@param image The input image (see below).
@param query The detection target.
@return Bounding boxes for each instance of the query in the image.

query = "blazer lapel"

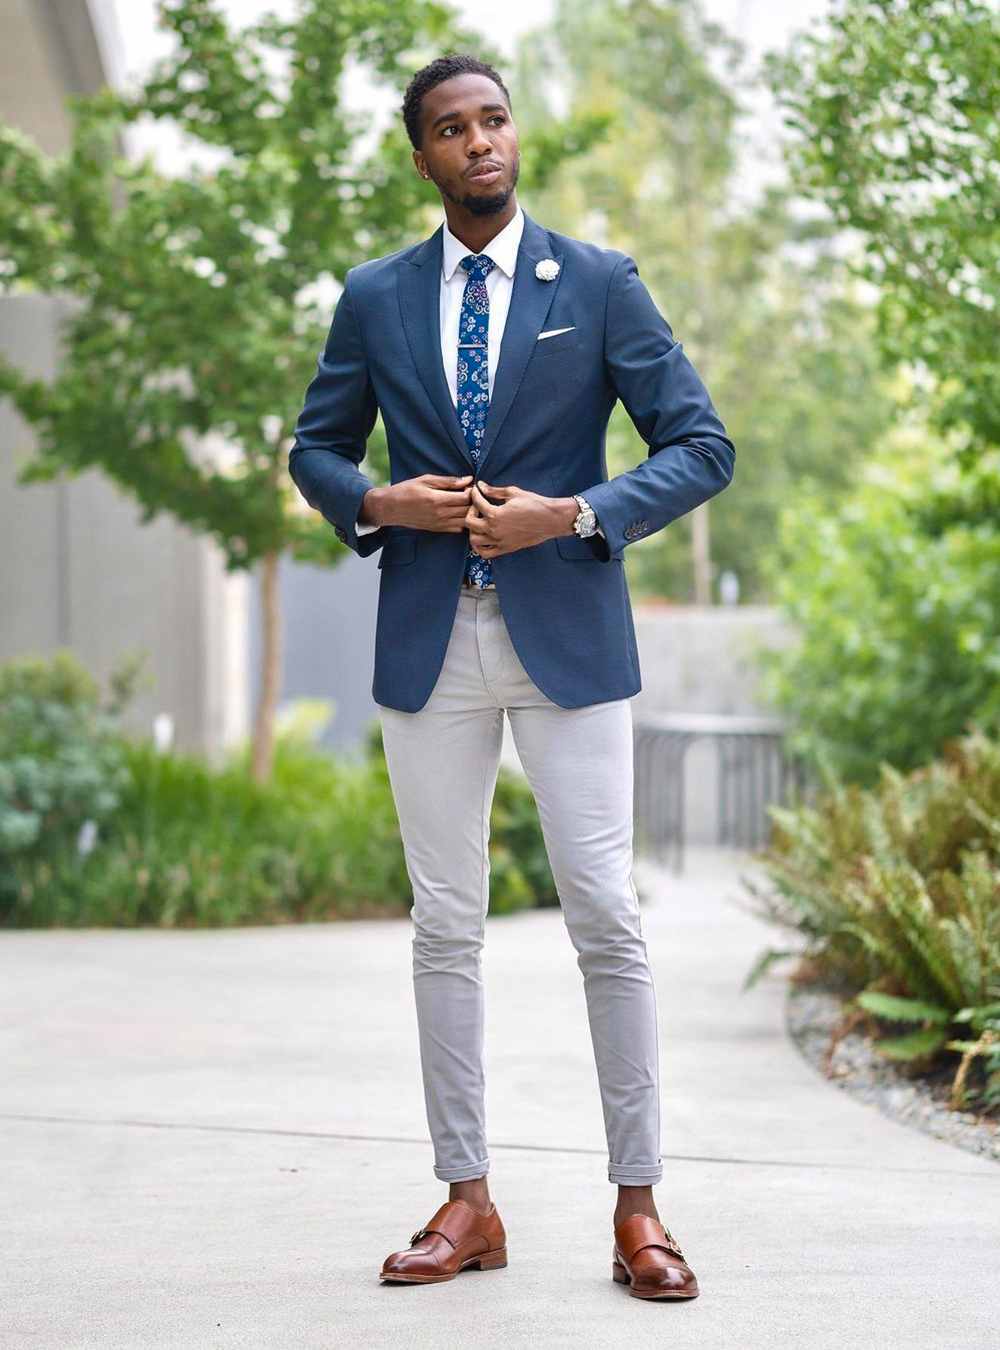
[395,209,565,476]
[397,222,472,467]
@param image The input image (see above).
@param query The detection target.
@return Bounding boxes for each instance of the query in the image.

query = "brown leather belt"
[461,574,497,590]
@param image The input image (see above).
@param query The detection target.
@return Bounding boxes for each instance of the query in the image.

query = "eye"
[442,115,506,136]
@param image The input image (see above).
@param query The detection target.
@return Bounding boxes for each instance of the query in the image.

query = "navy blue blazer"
[288,209,735,713]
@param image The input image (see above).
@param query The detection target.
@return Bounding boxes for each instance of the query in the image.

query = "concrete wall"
[0,295,249,754]
[631,603,794,718]
[251,551,380,760]
[0,0,105,152]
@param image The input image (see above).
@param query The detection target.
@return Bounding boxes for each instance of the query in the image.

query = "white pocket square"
[537,326,577,340]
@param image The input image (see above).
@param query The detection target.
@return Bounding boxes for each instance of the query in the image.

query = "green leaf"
[944,1039,994,1056]
[875,1026,950,1061]
[742,947,799,991]
[855,990,952,1024]
[954,1002,1000,1024]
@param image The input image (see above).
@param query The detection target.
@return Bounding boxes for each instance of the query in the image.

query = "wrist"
[359,485,389,527]
[550,495,580,539]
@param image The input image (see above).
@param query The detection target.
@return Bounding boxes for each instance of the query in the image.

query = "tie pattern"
[457,253,497,587]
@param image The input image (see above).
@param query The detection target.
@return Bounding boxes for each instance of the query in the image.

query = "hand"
[465,480,571,557]
[362,474,474,532]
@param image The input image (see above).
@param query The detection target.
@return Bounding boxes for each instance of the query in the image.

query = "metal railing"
[633,712,809,872]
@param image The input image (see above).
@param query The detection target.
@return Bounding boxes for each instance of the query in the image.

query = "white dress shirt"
[356,204,603,538]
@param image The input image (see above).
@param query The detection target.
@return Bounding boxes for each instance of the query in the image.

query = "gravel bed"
[786,981,1000,1165]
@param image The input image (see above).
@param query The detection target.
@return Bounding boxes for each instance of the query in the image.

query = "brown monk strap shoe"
[379,1198,508,1284]
[612,1213,699,1300]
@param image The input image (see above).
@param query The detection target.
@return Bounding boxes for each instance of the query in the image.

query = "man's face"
[415,73,521,217]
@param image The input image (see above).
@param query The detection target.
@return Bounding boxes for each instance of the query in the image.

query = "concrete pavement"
[1,847,998,1348]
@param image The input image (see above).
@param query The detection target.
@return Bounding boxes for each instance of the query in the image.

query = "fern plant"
[741,728,1000,1112]
[853,990,1000,1112]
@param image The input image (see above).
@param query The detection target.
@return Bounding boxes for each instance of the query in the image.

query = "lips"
[467,162,502,180]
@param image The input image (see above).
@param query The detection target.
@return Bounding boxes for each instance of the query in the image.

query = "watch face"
[573,496,596,536]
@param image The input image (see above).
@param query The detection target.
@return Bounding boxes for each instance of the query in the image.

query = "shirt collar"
[441,204,524,282]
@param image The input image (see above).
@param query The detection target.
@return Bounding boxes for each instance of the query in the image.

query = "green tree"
[768,0,1000,509]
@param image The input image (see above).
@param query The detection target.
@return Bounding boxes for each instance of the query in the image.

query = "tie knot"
[459,253,496,282]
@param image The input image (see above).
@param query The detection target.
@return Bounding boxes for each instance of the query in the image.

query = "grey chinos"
[378,583,664,1186]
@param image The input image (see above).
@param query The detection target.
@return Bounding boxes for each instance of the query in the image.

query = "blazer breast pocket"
[532,325,582,359]
[377,535,417,568]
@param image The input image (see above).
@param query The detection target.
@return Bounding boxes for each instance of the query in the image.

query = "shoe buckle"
[410,1227,428,1245]
[662,1229,684,1258]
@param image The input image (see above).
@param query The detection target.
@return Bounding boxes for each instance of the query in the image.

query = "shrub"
[0,651,131,901]
[742,728,1000,1113]
[0,654,558,927]
[760,432,1000,785]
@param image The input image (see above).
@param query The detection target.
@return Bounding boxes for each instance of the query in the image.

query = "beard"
[441,154,520,216]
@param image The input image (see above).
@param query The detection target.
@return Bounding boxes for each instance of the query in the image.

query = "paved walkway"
[1,847,997,1348]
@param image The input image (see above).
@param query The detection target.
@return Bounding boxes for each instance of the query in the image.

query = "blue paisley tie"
[456,252,497,587]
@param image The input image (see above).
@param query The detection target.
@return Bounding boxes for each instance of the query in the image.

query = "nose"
[467,123,494,156]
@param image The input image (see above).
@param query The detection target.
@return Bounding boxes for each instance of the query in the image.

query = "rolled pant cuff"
[433,1158,491,1181]
[608,1163,664,1184]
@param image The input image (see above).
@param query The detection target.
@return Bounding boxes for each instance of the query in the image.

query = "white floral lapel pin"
[535,258,560,281]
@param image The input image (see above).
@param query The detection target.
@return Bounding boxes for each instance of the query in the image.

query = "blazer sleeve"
[288,267,389,558]
[578,253,735,561]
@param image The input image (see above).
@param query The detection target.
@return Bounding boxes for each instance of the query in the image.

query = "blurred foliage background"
[1,0,999,990]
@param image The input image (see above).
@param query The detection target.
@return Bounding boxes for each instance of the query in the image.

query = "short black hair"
[401,54,512,152]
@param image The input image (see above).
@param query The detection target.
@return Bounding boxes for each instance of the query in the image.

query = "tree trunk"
[251,550,282,783]
[690,501,712,605]
[675,137,716,608]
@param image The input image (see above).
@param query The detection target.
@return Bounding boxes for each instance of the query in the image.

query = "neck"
[444,197,518,254]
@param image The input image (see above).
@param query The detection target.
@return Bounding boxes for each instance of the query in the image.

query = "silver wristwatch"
[572,494,598,537]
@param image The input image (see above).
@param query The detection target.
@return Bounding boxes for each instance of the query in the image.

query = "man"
[288,53,734,1300]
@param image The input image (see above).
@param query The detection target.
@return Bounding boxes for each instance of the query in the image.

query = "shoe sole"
[380,1247,508,1283]
[612,1258,699,1299]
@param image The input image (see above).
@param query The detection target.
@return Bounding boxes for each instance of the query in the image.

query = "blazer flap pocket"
[556,533,603,560]
[377,535,417,567]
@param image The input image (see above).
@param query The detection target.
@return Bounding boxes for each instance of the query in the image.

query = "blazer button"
[639,520,649,531]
